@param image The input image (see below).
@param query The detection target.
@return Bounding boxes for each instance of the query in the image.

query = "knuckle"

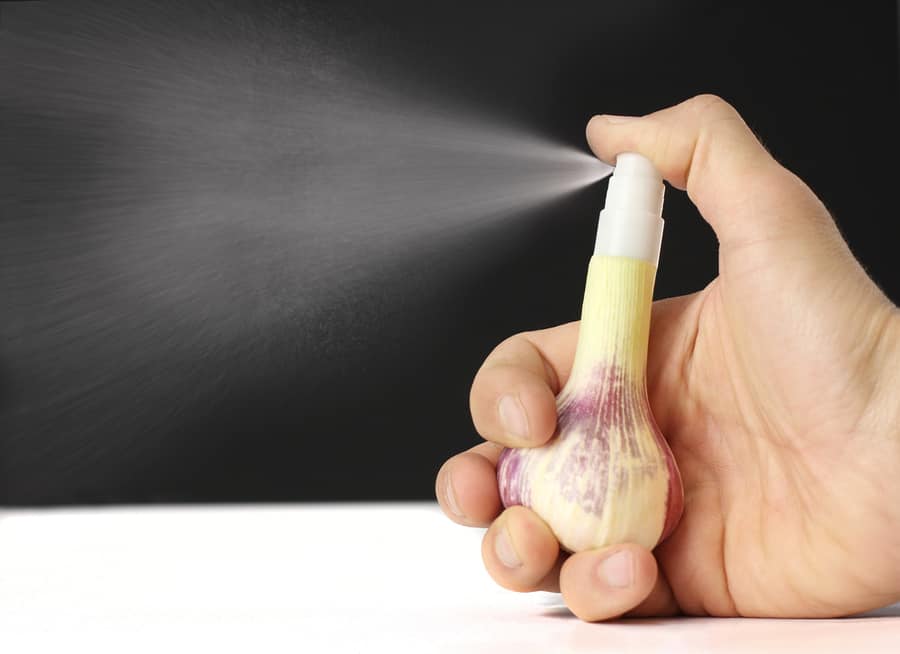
[648,121,674,164]
[685,93,737,119]
[503,504,531,524]
[468,368,486,412]
[471,338,521,402]
[491,333,528,359]
[468,379,487,419]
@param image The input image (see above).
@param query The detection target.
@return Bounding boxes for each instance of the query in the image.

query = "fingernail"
[603,114,637,124]
[494,526,522,569]
[443,470,464,520]
[499,394,529,440]
[598,550,634,588]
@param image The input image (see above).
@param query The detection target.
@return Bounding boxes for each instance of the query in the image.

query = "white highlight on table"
[0,503,897,653]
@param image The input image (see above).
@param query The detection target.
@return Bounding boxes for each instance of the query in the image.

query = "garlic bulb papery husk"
[497,255,683,552]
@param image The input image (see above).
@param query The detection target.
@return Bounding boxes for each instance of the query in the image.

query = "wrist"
[871,305,900,440]
[870,304,900,604]
[882,304,900,427]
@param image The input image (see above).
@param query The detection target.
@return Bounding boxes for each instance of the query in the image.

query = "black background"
[1,1,898,505]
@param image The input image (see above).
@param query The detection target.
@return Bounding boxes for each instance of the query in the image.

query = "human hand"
[435,95,900,620]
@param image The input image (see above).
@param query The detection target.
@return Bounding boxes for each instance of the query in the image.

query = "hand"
[435,95,900,620]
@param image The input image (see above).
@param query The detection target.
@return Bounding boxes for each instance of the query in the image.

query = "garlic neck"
[568,255,657,387]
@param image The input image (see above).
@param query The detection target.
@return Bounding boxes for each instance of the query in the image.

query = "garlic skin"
[497,255,683,552]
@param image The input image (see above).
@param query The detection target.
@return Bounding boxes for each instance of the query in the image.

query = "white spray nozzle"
[593,152,665,266]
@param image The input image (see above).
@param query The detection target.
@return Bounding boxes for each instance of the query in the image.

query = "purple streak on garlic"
[497,446,525,507]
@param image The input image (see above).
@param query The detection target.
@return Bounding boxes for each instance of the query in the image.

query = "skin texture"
[435,95,900,621]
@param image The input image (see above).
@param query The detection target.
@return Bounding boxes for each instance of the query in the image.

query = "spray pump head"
[593,152,665,266]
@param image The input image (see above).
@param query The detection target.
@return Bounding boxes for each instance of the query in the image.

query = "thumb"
[585,94,836,251]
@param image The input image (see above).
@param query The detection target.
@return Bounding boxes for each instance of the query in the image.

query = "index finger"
[585,94,802,250]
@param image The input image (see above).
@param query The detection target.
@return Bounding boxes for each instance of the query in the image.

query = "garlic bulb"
[496,153,683,553]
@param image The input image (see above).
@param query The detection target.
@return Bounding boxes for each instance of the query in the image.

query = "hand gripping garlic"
[497,153,684,553]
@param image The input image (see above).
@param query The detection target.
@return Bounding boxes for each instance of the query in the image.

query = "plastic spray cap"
[593,152,665,266]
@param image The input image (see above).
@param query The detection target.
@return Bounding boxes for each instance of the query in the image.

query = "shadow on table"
[538,600,900,621]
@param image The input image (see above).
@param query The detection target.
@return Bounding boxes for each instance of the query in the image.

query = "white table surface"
[1,502,897,653]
